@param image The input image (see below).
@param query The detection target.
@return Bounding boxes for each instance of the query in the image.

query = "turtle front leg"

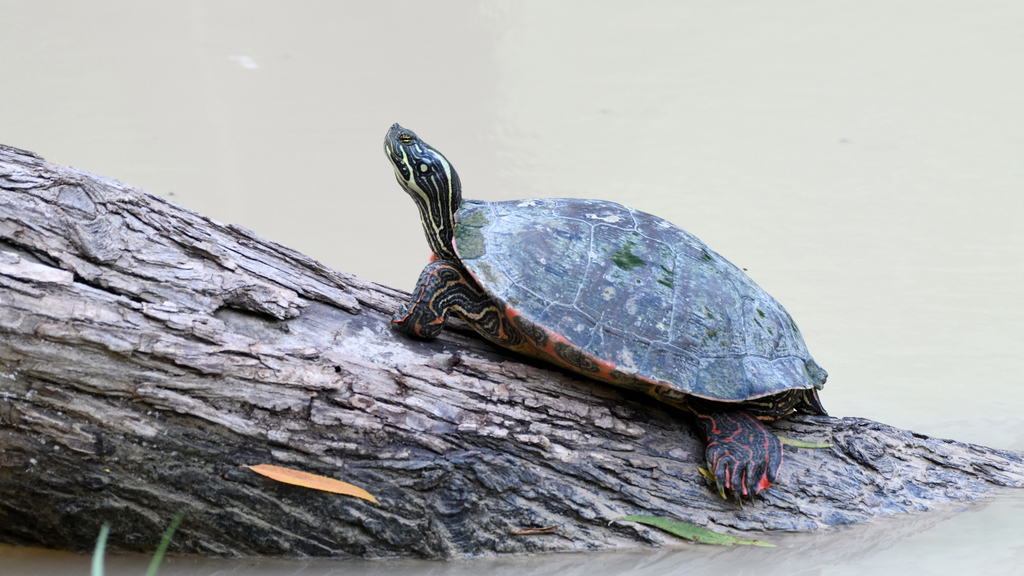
[392,261,498,340]
[694,410,783,503]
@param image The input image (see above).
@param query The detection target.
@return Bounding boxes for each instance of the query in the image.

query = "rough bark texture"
[1,143,1022,559]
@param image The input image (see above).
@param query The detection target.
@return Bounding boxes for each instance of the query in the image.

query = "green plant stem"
[144,511,186,576]
[91,523,111,576]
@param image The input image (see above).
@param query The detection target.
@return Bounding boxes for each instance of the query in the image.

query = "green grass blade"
[778,436,833,449]
[144,510,186,576]
[612,515,774,547]
[91,523,111,576]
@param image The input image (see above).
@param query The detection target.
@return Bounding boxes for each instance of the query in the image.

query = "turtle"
[383,123,827,502]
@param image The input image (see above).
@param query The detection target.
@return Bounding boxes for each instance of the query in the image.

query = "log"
[0,143,1022,559]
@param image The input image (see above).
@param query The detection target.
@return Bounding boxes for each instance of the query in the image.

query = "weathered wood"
[0,143,1022,559]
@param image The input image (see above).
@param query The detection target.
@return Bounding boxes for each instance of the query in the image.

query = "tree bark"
[1,143,1022,559]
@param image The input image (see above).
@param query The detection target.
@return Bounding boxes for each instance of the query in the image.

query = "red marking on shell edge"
[501,306,625,382]
[428,253,438,263]
[496,306,758,408]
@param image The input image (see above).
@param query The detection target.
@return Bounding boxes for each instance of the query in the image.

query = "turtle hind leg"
[693,409,783,502]
[795,388,828,416]
[392,261,498,340]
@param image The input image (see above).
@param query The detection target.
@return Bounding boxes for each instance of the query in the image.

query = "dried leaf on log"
[246,464,379,504]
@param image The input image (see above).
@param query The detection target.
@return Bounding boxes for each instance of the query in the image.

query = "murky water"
[1,1,1023,574]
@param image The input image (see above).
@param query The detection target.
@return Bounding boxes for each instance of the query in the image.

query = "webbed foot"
[696,410,783,504]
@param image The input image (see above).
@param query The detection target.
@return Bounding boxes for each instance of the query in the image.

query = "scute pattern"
[454,198,825,402]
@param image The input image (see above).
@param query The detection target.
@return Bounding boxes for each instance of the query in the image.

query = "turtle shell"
[453,198,826,402]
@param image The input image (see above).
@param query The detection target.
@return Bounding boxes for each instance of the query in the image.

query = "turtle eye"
[398,133,414,144]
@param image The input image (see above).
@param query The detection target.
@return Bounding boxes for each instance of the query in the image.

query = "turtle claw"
[697,466,715,482]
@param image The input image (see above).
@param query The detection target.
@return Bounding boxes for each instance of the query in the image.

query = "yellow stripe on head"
[384,124,463,262]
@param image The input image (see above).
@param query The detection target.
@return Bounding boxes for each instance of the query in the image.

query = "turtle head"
[385,124,462,262]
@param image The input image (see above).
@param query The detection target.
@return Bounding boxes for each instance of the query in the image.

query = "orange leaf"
[245,464,379,504]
